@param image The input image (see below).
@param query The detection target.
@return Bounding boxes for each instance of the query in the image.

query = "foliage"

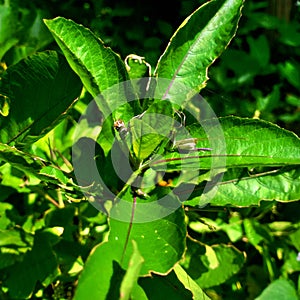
[0,0,300,299]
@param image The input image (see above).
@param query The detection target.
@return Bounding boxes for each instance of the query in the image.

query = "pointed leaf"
[44,17,134,117]
[151,116,300,171]
[173,264,211,300]
[75,192,186,298]
[155,0,244,104]
[109,192,187,275]
[120,240,144,300]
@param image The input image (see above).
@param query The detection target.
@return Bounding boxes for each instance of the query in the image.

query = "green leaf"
[0,229,33,247]
[0,5,18,60]
[154,0,244,104]
[0,94,10,117]
[243,218,266,247]
[0,143,45,173]
[44,17,133,117]
[279,61,300,91]
[255,279,298,300]
[4,230,59,299]
[120,240,144,300]
[39,166,69,185]
[129,100,174,161]
[130,119,164,161]
[173,264,211,300]
[138,270,194,299]
[109,196,187,275]
[197,166,300,207]
[0,143,72,187]
[0,202,14,228]
[290,228,300,251]
[0,51,82,144]
[75,192,186,298]
[151,116,300,171]
[247,35,270,68]
[189,116,300,168]
[189,215,243,243]
[74,242,125,300]
[181,238,245,289]
[125,54,150,79]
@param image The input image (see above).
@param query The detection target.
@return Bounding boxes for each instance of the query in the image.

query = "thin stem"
[120,195,137,265]
[149,153,269,167]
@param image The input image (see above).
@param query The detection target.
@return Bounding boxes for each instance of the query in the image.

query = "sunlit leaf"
[155,0,244,105]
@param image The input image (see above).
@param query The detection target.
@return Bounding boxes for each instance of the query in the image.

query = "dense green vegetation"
[0,0,300,299]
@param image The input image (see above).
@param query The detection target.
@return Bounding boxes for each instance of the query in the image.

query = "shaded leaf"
[0,51,82,144]
[255,279,298,300]
[181,237,245,289]
[4,231,59,299]
[173,264,211,300]
[138,270,193,300]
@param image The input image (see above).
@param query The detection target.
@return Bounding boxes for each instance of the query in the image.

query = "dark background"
[7,0,298,133]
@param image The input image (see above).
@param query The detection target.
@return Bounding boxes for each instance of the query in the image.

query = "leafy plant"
[202,0,300,130]
[0,0,300,299]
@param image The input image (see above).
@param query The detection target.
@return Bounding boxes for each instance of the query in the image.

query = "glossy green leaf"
[199,166,300,207]
[155,0,244,105]
[0,51,82,144]
[109,196,187,275]
[130,119,165,161]
[255,279,298,300]
[151,116,300,172]
[243,218,266,246]
[74,240,147,300]
[75,192,186,298]
[181,238,245,289]
[44,17,134,117]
